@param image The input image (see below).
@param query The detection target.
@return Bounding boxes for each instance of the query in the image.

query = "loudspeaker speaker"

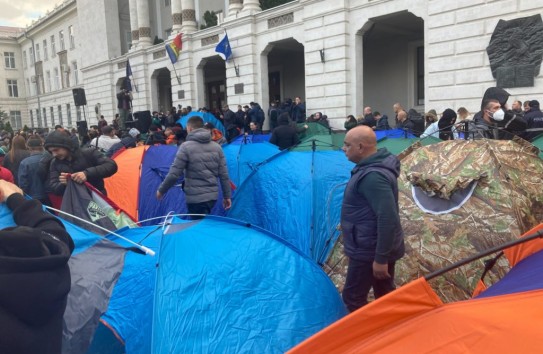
[76,120,88,137]
[72,88,87,107]
[133,110,152,133]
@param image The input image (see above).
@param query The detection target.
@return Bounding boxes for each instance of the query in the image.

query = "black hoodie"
[0,194,74,353]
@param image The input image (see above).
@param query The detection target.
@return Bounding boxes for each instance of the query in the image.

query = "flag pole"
[172,63,182,85]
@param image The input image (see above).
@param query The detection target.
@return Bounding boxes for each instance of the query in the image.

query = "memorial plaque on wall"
[178,90,185,99]
[487,14,543,88]
[234,83,244,94]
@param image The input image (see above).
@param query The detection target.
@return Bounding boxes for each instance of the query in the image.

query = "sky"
[0,0,61,28]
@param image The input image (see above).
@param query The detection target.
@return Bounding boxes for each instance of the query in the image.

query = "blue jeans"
[342,258,396,312]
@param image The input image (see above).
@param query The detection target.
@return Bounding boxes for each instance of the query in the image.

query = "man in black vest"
[341,126,405,312]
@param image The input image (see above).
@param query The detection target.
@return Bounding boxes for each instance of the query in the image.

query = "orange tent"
[289,223,543,354]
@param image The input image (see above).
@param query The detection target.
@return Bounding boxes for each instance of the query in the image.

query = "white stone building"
[5,0,543,130]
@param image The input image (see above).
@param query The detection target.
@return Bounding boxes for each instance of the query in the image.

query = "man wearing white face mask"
[478,99,504,139]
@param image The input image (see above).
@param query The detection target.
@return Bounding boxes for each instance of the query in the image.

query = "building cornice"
[18,0,77,40]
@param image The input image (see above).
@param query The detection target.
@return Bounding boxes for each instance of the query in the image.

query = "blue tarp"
[152,217,346,353]
[176,111,226,136]
[375,128,416,140]
[228,150,354,263]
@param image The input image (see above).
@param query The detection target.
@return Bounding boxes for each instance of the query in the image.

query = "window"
[35,43,40,61]
[126,31,132,50]
[10,111,22,129]
[29,110,34,127]
[59,30,65,51]
[69,25,75,49]
[4,52,15,68]
[46,71,51,92]
[26,78,30,96]
[43,108,47,127]
[50,107,55,125]
[58,105,63,126]
[36,109,42,128]
[43,40,48,61]
[29,47,34,64]
[66,103,72,126]
[416,46,425,106]
[7,80,18,97]
[72,61,79,85]
[165,0,170,6]
[54,68,60,90]
[23,50,27,68]
[51,35,56,57]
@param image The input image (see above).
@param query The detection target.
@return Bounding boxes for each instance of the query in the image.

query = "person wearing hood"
[437,108,458,140]
[471,87,526,139]
[156,116,232,219]
[0,179,74,354]
[44,130,118,202]
[523,100,543,141]
[204,122,227,145]
[341,126,405,312]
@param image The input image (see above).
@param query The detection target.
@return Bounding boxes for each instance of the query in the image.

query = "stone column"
[171,0,183,33]
[181,0,197,33]
[129,0,139,49]
[228,0,243,17]
[241,0,261,14]
[137,0,152,47]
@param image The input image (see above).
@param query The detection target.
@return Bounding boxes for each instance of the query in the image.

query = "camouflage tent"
[325,138,543,302]
[395,138,543,301]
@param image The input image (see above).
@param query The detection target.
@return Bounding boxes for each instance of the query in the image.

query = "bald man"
[341,126,405,311]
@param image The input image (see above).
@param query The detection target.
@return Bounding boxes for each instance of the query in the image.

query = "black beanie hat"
[44,131,75,151]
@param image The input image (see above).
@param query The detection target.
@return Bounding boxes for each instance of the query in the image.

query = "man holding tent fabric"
[341,125,405,312]
[156,116,232,219]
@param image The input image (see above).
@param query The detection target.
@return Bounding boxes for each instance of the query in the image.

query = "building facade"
[6,0,543,130]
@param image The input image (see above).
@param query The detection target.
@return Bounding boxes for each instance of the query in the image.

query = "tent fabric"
[0,202,128,354]
[229,134,271,144]
[395,139,543,301]
[411,181,478,215]
[152,217,346,353]
[290,230,543,354]
[105,145,147,219]
[530,134,543,159]
[223,140,280,187]
[376,135,441,155]
[228,150,353,263]
[504,223,543,267]
[177,111,226,135]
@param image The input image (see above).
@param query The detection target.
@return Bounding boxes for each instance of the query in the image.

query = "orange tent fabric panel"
[288,278,442,354]
[104,146,146,220]
[504,223,543,267]
[347,289,543,354]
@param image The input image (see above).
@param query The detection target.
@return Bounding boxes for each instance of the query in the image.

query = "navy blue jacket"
[18,152,48,201]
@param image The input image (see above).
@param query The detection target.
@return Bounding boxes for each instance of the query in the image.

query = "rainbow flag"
[166,33,183,64]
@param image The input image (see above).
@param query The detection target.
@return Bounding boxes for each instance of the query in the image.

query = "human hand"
[223,198,232,210]
[71,172,87,184]
[373,261,391,280]
[59,172,69,185]
[0,180,23,202]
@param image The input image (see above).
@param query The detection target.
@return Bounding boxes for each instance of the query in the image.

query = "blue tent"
[90,216,346,353]
[227,148,354,264]
[223,138,279,187]
[176,111,226,135]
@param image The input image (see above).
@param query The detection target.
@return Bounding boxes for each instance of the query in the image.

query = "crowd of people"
[348,89,543,143]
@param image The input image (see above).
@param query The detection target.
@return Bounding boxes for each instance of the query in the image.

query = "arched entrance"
[197,55,227,114]
[263,38,305,109]
[359,11,424,119]
[151,68,173,113]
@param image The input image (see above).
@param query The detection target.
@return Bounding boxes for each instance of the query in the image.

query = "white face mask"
[489,108,505,121]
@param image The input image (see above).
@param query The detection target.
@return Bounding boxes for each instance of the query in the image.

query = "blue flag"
[125,59,137,92]
[215,33,232,61]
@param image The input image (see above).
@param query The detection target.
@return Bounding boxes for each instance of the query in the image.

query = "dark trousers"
[342,258,396,312]
[187,200,216,220]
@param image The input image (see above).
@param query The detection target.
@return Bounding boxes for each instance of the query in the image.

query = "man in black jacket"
[44,130,118,196]
[0,179,74,354]
[269,112,300,150]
